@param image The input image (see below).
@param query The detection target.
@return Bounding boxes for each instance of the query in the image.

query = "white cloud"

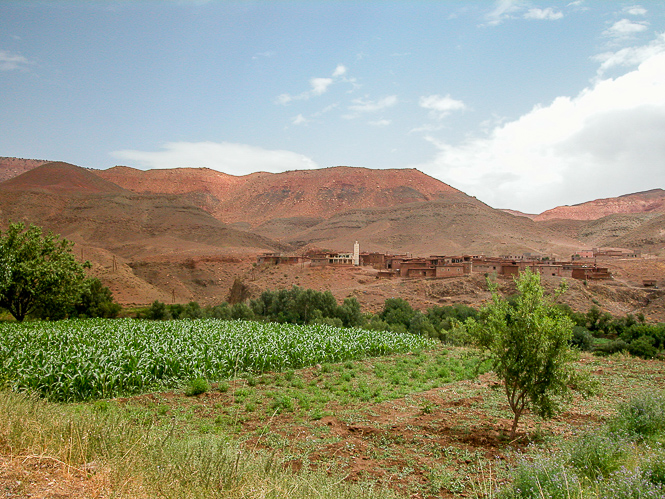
[485,0,526,26]
[332,64,347,77]
[112,141,318,176]
[593,32,665,78]
[409,123,444,134]
[419,94,466,119]
[292,114,307,125]
[348,95,398,113]
[310,77,333,96]
[410,48,665,213]
[523,8,563,20]
[276,65,350,105]
[603,19,649,38]
[624,5,647,16]
[0,49,31,71]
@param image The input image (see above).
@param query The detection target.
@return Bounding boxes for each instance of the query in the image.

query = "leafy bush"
[380,298,416,329]
[144,300,171,320]
[593,338,629,356]
[571,326,594,351]
[628,335,658,359]
[249,286,362,327]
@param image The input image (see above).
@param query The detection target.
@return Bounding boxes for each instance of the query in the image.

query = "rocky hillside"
[95,165,462,227]
[0,157,50,183]
[92,164,584,256]
[0,157,663,312]
[535,189,665,221]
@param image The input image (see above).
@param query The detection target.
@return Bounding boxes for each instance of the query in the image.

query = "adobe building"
[533,263,563,277]
[310,251,355,266]
[571,266,612,280]
[435,264,465,278]
[257,253,305,265]
[360,252,387,268]
[572,250,594,260]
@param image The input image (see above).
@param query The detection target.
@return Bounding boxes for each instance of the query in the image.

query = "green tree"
[380,298,416,329]
[465,269,590,438]
[74,278,121,318]
[34,277,121,320]
[0,223,90,321]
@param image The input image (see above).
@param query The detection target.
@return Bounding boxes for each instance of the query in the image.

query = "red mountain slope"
[0,157,50,183]
[0,162,127,195]
[535,189,665,221]
[94,166,461,226]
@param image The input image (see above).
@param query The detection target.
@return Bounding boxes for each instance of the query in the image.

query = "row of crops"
[0,318,436,402]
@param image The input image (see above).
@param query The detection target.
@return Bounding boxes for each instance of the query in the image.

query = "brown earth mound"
[0,162,127,195]
[0,157,49,183]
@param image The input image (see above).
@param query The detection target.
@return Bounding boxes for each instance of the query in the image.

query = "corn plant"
[0,318,435,402]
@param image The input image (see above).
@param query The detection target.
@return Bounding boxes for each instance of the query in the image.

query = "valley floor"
[3,348,664,498]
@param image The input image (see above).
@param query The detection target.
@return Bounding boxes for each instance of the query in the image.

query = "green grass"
[3,317,665,498]
[0,389,398,499]
[148,349,489,428]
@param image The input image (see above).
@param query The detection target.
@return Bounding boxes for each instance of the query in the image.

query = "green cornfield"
[0,318,435,402]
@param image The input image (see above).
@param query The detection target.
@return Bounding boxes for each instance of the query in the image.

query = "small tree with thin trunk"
[466,269,589,438]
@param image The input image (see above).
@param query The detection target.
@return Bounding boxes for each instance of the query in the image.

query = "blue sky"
[1,0,664,213]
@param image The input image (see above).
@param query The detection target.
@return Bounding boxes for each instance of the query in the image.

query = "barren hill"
[0,157,50,183]
[535,189,665,221]
[260,195,579,257]
[93,165,582,256]
[94,166,461,227]
[0,162,280,260]
[1,162,127,195]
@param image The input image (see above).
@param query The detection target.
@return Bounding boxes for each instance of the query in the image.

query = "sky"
[1,0,664,213]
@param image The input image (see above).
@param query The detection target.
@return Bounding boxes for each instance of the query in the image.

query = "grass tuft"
[185,378,210,396]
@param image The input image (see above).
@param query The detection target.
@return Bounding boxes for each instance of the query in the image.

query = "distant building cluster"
[256,242,643,282]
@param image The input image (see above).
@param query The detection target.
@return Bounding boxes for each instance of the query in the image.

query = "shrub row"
[141,287,479,342]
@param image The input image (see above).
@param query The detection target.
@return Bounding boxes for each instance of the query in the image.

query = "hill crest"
[0,162,127,195]
[535,189,665,221]
[94,165,462,226]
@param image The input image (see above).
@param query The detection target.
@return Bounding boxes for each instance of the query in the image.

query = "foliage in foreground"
[499,391,665,498]
[464,270,590,438]
[0,318,435,402]
[0,390,395,499]
[0,222,90,321]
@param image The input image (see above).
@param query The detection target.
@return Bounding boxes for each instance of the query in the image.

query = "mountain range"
[0,156,663,308]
